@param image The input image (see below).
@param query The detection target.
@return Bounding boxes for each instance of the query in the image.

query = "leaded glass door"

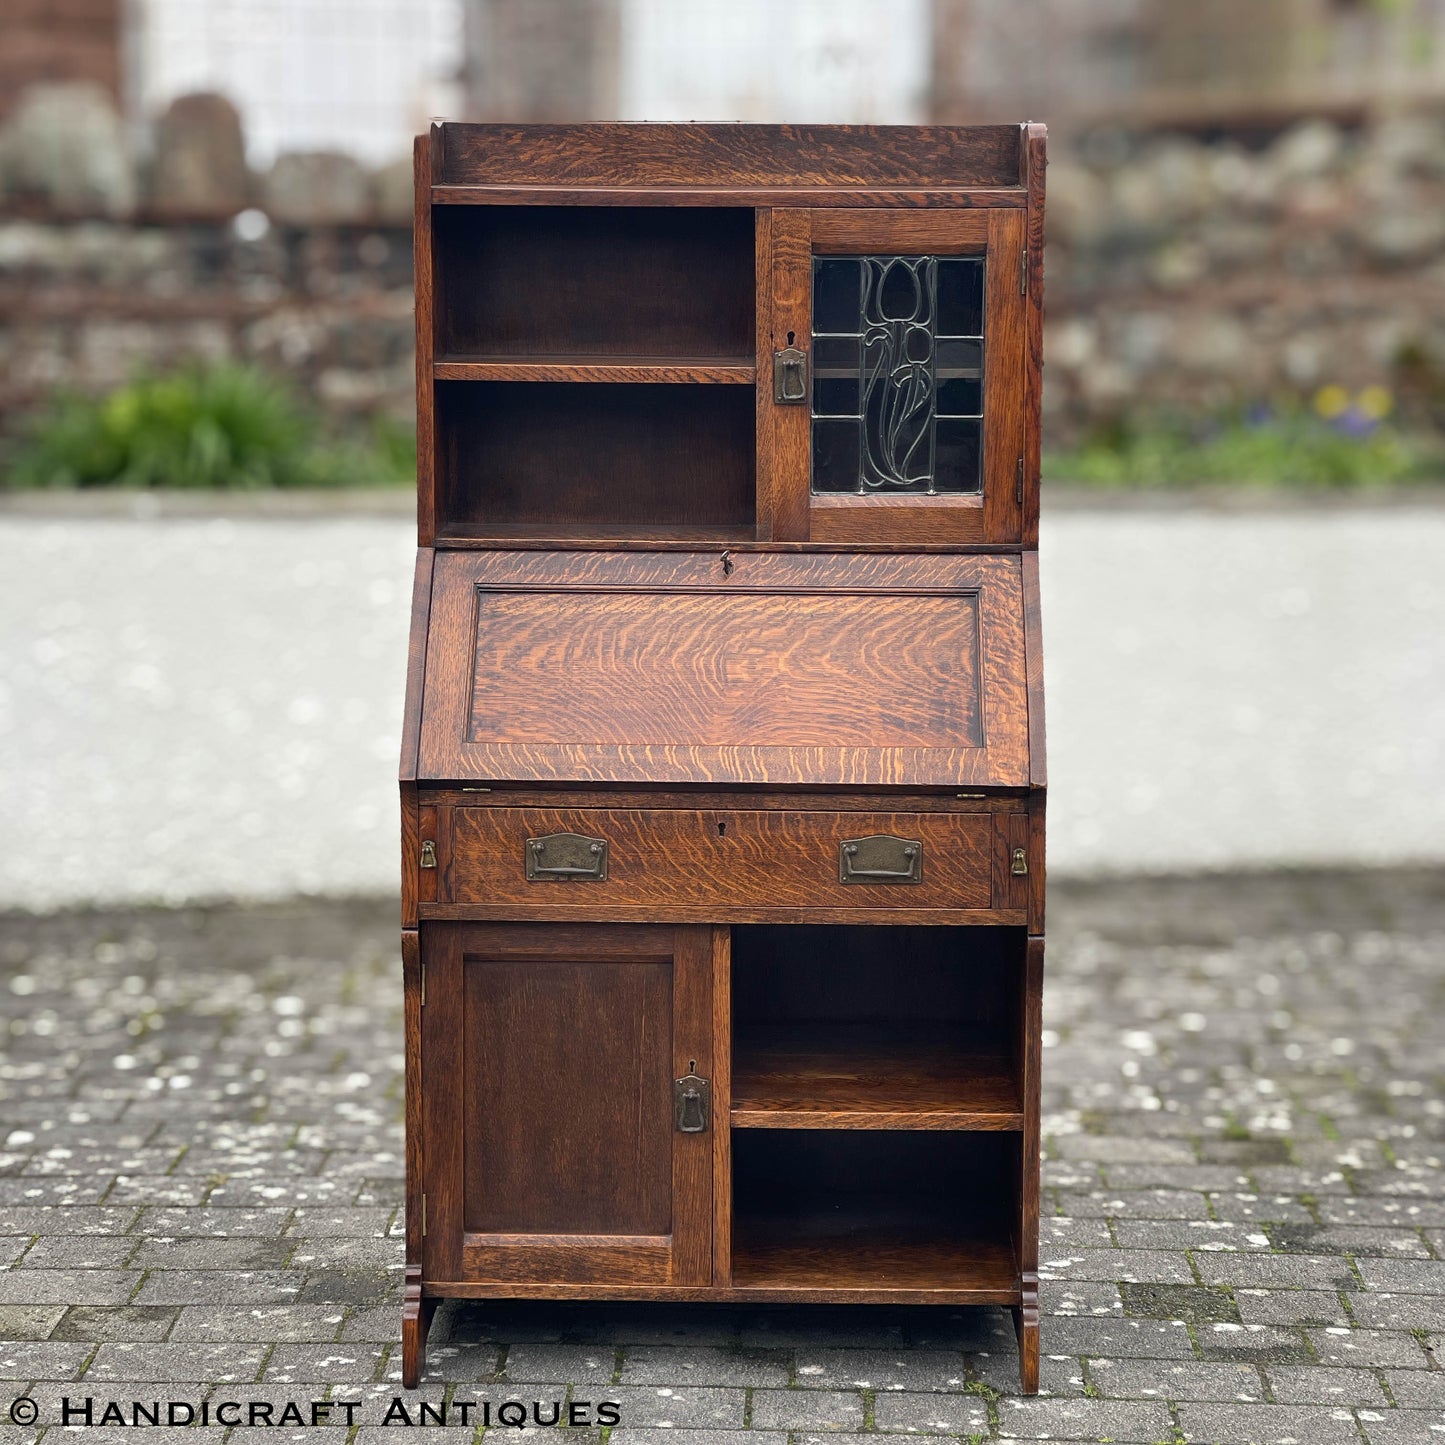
[758,209,1028,544]
[812,254,984,495]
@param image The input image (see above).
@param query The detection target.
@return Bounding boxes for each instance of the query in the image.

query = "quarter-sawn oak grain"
[435,123,1023,190]
[418,550,1029,787]
[441,807,997,911]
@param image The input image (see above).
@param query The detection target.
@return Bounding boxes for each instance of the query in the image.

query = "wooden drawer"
[434,806,1021,916]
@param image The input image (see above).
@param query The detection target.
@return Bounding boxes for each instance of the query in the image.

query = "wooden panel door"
[421,923,714,1286]
[759,207,1029,544]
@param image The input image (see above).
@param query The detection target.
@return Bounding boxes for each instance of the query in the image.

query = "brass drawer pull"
[525,832,609,881]
[839,834,923,884]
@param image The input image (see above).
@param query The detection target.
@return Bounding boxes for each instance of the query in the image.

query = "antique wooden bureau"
[400,122,1047,1392]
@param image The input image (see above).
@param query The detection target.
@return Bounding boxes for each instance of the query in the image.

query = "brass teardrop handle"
[773,345,808,404]
[674,1062,710,1133]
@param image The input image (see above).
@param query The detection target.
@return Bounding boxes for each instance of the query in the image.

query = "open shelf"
[436,380,755,535]
[732,1022,1022,1130]
[731,925,1023,1116]
[425,205,759,539]
[432,206,755,361]
[731,1130,1018,1299]
[732,1213,1018,1298]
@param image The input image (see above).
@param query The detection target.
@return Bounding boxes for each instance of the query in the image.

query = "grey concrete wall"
[1,502,1441,910]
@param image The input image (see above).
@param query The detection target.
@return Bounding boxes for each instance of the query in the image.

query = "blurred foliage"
[1047,395,1442,488]
[8,365,414,489]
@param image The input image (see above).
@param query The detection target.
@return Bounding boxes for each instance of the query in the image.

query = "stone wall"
[3,80,1444,454]
[1043,116,1445,438]
[0,218,415,444]
[0,1,121,129]
[0,84,416,451]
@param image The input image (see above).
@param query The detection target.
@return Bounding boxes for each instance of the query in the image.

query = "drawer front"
[440,807,1003,912]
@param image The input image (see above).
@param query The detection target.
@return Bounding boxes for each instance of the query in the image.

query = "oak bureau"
[399,122,1048,1392]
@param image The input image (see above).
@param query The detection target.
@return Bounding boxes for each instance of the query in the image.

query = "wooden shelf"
[433,380,756,535]
[732,1024,1021,1131]
[731,1207,1018,1299]
[435,356,756,384]
[436,522,757,545]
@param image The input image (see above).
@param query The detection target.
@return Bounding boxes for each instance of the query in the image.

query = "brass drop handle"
[529,841,601,874]
[773,344,808,404]
[842,843,917,878]
[525,832,609,880]
[839,835,924,884]
[674,1063,710,1133]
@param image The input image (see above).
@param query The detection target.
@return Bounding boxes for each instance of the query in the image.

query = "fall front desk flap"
[418,550,1036,789]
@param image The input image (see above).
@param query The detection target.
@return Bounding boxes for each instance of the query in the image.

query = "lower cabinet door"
[421,922,716,1287]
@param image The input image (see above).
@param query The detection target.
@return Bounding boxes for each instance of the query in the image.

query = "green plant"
[301,412,418,488]
[1047,404,1439,489]
[8,364,414,489]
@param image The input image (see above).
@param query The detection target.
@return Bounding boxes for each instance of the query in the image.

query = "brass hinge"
[1020,247,1028,295]
[419,840,437,869]
[1011,847,1029,877]
[1016,456,1025,506]
[419,960,425,1006]
[421,1193,427,1237]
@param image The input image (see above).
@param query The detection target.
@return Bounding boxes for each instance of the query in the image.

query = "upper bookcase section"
[414,122,1045,550]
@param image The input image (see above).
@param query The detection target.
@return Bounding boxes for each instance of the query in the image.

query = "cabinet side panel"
[421,924,464,1280]
[401,548,435,928]
[415,133,438,546]
[1022,124,1047,547]
[403,929,424,1270]
[399,548,434,786]
[1022,551,1046,791]
[1028,795,1046,934]
[402,783,420,928]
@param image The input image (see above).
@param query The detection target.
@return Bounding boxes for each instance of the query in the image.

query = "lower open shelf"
[729,1128,1019,1297]
[732,1209,1019,1298]
[733,1022,1022,1130]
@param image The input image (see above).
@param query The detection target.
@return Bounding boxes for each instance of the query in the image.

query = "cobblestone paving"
[1,872,1442,1444]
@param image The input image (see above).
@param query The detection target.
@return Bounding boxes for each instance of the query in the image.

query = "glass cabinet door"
[811,254,984,496]
[760,209,1028,544]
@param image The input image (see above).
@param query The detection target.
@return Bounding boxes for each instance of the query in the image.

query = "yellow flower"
[1357,385,1394,420]
[1313,384,1350,419]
